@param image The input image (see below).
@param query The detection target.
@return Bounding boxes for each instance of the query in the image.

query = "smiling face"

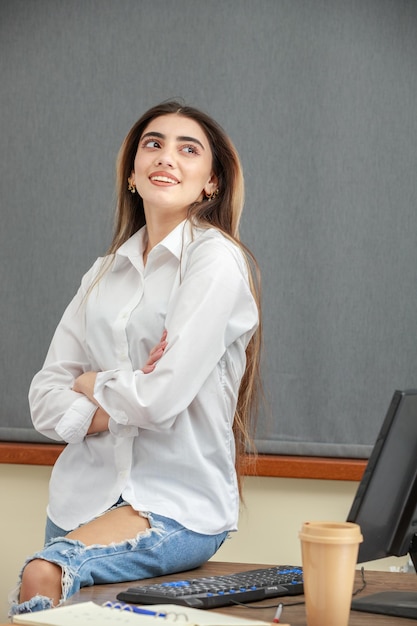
[131,114,218,225]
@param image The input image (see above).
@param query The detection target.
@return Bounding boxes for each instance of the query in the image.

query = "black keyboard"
[117,565,304,609]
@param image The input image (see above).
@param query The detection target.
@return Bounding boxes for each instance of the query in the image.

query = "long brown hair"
[112,101,262,494]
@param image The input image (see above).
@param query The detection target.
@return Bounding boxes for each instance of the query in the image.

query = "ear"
[204,173,219,197]
[127,171,136,194]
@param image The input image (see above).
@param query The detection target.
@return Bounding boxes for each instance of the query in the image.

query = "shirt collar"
[111,219,198,272]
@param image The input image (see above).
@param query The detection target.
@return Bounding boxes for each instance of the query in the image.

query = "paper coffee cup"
[299,521,363,626]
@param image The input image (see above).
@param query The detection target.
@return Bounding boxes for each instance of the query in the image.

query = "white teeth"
[151,175,178,184]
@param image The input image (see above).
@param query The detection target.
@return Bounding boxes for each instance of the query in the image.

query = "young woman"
[10,101,262,615]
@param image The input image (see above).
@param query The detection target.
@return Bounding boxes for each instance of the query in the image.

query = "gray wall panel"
[1,0,417,456]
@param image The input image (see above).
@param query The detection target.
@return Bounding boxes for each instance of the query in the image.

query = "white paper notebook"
[12,601,285,626]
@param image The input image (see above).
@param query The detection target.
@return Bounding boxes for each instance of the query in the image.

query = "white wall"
[0,465,408,622]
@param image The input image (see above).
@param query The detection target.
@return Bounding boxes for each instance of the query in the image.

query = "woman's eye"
[143,139,160,149]
[182,145,198,155]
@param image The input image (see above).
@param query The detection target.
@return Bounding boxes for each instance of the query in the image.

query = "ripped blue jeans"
[9,511,228,616]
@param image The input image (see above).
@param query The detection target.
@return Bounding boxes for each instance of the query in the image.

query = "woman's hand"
[73,371,98,404]
[141,330,168,373]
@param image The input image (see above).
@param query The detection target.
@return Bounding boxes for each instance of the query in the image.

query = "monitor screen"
[347,389,417,619]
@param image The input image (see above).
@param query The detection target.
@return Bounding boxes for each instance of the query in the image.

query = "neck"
[143,212,186,263]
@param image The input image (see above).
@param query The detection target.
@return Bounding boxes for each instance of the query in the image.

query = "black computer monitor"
[347,389,417,619]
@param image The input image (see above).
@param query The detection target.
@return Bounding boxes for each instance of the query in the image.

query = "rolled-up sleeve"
[28,262,102,442]
[55,396,98,443]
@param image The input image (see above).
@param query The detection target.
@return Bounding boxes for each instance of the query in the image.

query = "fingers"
[148,333,168,362]
[150,329,167,354]
[142,330,168,374]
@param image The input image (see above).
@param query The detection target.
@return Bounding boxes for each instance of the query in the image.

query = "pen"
[272,602,283,623]
[103,601,167,617]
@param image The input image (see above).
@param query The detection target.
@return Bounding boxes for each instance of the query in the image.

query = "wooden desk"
[58,562,417,625]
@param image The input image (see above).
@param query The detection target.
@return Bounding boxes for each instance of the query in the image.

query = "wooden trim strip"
[0,442,367,481]
[241,454,366,481]
[0,442,64,466]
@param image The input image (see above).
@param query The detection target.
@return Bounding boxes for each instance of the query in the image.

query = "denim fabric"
[44,516,68,544]
[9,512,228,616]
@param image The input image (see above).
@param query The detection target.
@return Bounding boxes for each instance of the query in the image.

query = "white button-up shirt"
[29,220,259,534]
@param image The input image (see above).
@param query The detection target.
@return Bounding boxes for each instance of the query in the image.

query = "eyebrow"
[141,131,205,150]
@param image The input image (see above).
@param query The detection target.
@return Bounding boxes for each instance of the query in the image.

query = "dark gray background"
[1,0,417,457]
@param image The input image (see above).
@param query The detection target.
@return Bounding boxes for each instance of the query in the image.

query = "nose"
[155,146,175,168]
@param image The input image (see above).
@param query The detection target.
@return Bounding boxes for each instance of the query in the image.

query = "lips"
[149,171,180,185]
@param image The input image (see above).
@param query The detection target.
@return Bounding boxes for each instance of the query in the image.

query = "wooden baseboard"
[0,442,366,481]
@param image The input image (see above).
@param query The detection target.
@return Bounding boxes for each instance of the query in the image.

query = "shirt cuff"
[94,369,128,423]
[55,396,98,443]
[95,370,139,438]
[108,418,139,438]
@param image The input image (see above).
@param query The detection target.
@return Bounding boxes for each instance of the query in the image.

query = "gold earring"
[205,188,219,201]
[128,176,136,194]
